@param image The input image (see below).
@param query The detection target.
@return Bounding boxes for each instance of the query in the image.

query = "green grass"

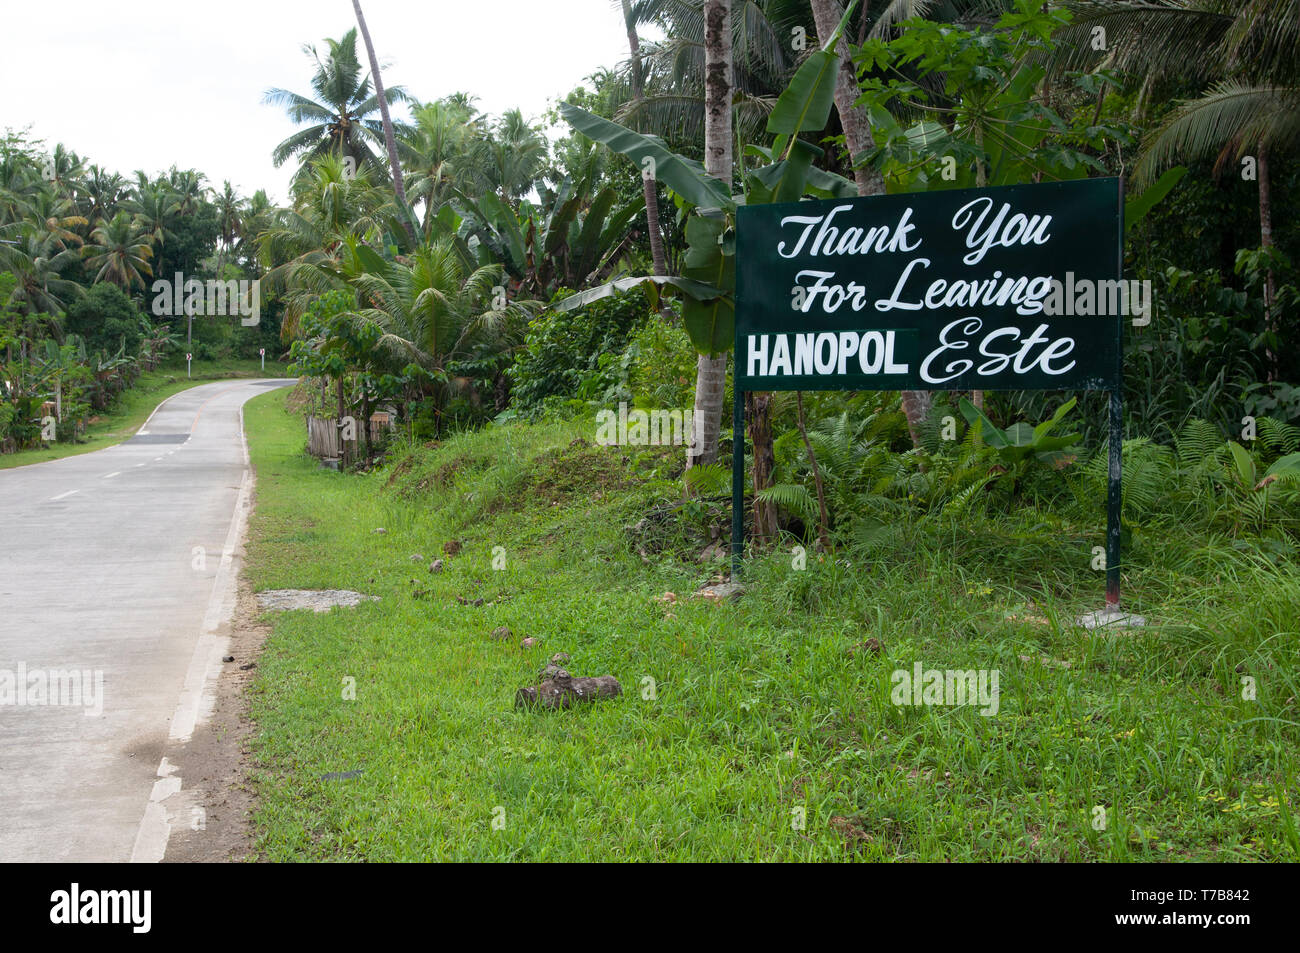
[242,388,1300,861]
[0,357,288,470]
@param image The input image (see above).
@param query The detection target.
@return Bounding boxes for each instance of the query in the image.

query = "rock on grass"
[515,671,622,710]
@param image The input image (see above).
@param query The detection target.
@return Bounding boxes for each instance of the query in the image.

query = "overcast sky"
[1,0,641,204]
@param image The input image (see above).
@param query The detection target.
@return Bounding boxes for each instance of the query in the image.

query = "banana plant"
[37,338,90,423]
[1225,441,1300,493]
[958,396,1082,467]
[553,0,863,357]
[455,176,644,298]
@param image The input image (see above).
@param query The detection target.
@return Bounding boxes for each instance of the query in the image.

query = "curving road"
[0,377,294,862]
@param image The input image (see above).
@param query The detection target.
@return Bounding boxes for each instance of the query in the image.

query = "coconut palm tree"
[350,0,416,244]
[166,167,209,216]
[621,0,669,276]
[83,211,154,290]
[25,186,88,252]
[809,0,934,443]
[124,181,178,256]
[264,28,409,183]
[41,144,85,202]
[399,99,492,235]
[235,189,274,267]
[215,180,242,267]
[487,109,548,205]
[620,0,807,152]
[78,165,127,224]
[1057,0,1299,371]
[343,237,534,419]
[2,230,84,319]
[258,154,388,338]
[0,148,36,226]
[689,0,734,470]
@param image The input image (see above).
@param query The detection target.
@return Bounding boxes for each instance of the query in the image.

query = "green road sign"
[731,178,1127,608]
[735,178,1123,393]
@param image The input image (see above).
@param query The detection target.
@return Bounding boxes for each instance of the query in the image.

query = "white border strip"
[130,397,258,863]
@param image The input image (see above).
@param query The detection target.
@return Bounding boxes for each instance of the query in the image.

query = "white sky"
[1,0,641,204]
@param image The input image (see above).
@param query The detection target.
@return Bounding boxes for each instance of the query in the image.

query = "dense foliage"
[5,0,1296,547]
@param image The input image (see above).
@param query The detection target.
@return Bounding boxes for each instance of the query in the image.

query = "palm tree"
[1057,0,1299,370]
[79,165,127,224]
[215,180,242,267]
[689,0,733,470]
[0,147,36,226]
[809,0,932,445]
[344,237,533,422]
[83,211,154,290]
[621,0,669,276]
[124,181,178,257]
[26,185,89,252]
[399,99,492,235]
[2,230,84,319]
[258,155,387,338]
[350,0,416,245]
[41,144,84,201]
[166,167,208,216]
[487,109,548,204]
[235,189,274,266]
[621,0,802,151]
[264,28,409,183]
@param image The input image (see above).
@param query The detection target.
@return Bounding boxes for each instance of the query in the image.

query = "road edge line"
[130,396,259,863]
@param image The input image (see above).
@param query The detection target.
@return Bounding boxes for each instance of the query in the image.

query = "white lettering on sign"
[749,184,1118,387]
[747,331,909,378]
[777,206,920,259]
[918,317,1076,384]
[951,197,1053,266]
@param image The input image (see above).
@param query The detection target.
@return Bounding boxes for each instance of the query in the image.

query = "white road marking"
[50,489,79,500]
[131,404,260,863]
[103,472,120,479]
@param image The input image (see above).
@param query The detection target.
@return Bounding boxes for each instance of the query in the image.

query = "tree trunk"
[352,0,416,246]
[336,375,347,461]
[810,0,885,197]
[622,0,667,277]
[702,0,733,187]
[746,391,779,542]
[689,353,727,469]
[688,0,734,470]
[810,0,931,447]
[1259,141,1277,381]
[362,391,373,462]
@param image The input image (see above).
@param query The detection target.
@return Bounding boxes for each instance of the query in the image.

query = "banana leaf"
[559,102,731,211]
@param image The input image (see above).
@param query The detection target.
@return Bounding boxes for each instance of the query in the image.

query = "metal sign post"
[260,347,265,371]
[731,178,1126,610]
[186,352,192,379]
[1106,180,1126,609]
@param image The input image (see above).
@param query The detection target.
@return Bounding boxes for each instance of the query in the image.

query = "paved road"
[0,378,294,862]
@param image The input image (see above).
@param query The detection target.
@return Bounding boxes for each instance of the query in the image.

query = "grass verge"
[242,387,1300,861]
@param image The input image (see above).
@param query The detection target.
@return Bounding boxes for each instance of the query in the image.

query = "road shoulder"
[159,547,270,862]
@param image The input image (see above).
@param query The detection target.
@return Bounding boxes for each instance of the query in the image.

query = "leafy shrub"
[509,287,650,413]
[624,309,695,409]
[62,283,142,355]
